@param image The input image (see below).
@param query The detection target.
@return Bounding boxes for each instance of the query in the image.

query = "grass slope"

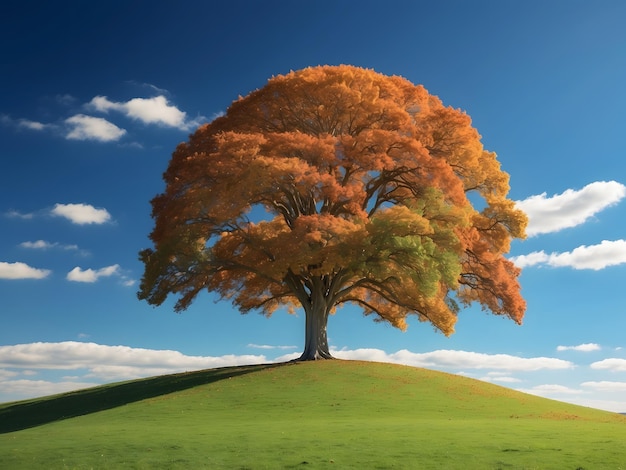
[1,361,625,469]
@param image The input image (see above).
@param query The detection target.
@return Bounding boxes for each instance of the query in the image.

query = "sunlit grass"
[1,360,625,469]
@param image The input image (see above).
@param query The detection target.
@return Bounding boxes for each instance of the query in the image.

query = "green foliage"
[1,362,625,469]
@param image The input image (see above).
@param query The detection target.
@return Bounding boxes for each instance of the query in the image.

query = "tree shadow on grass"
[0,362,285,434]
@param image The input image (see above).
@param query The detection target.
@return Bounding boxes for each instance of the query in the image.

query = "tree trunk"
[297,301,334,360]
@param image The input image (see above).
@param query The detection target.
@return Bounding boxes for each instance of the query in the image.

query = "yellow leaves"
[370,205,434,238]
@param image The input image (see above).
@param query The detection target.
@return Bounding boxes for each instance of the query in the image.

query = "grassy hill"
[1,360,625,469]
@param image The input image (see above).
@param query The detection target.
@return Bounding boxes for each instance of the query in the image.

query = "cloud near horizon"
[515,181,626,237]
[0,341,574,379]
[518,384,582,396]
[582,381,626,392]
[320,348,575,372]
[0,342,268,381]
[247,344,298,350]
[5,343,626,411]
[0,342,267,401]
[557,343,601,352]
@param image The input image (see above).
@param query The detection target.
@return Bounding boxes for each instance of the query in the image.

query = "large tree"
[138,65,527,360]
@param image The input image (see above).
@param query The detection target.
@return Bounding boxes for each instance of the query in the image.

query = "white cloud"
[547,240,626,270]
[479,375,522,384]
[509,251,549,269]
[3,343,625,412]
[0,261,51,280]
[516,181,626,236]
[1,115,56,132]
[590,358,626,372]
[0,369,19,380]
[18,119,50,131]
[67,264,120,283]
[519,384,582,396]
[19,240,55,249]
[88,95,205,131]
[581,381,626,392]
[274,348,575,372]
[20,240,80,251]
[51,203,111,225]
[0,342,268,383]
[557,343,601,352]
[511,240,626,270]
[0,379,98,401]
[65,114,126,142]
[247,344,298,350]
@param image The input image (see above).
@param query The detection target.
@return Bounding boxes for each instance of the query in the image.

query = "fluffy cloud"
[1,379,98,400]
[88,95,204,131]
[557,343,601,352]
[67,264,120,283]
[590,358,626,372]
[581,381,626,392]
[511,240,626,270]
[65,114,126,142]
[51,203,111,225]
[509,251,550,269]
[0,369,19,380]
[479,374,522,384]
[516,181,626,236]
[6,91,204,146]
[275,348,574,372]
[0,261,51,280]
[0,342,268,381]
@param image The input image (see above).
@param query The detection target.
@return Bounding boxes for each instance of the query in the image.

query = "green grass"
[1,360,625,469]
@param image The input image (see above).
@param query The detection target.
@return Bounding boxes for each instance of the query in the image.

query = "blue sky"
[2,0,626,412]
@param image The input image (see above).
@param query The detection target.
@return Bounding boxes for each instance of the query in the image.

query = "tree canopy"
[138,65,527,360]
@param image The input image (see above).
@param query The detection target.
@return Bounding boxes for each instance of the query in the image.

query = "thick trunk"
[297,301,334,360]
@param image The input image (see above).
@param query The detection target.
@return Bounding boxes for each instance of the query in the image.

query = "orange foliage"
[139,65,527,342]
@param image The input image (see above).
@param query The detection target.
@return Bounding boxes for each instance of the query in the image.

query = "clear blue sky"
[2,0,626,412]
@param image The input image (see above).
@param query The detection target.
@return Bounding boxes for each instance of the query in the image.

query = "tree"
[138,65,527,360]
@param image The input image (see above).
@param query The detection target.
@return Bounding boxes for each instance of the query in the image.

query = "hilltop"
[1,360,625,469]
